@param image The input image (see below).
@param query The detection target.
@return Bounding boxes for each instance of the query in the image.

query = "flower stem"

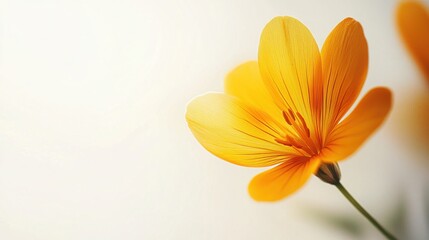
[335,182,398,240]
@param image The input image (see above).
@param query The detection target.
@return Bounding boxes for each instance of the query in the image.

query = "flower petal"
[397,1,429,80]
[248,156,321,201]
[320,87,392,162]
[186,93,299,167]
[258,17,323,134]
[225,61,282,121]
[321,18,368,137]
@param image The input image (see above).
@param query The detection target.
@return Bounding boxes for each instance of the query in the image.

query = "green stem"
[335,182,398,240]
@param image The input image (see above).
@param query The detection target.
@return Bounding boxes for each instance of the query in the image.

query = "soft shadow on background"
[0,0,428,239]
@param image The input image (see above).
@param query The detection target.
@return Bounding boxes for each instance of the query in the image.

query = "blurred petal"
[320,88,392,162]
[248,156,320,201]
[397,1,429,81]
[321,18,368,137]
[186,93,299,167]
[225,61,283,122]
[258,17,323,135]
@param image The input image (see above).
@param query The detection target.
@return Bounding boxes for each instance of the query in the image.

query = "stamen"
[305,127,310,138]
[275,138,292,146]
[275,136,303,149]
[277,109,317,156]
[296,112,311,137]
[286,136,303,149]
[288,109,296,121]
[282,111,292,125]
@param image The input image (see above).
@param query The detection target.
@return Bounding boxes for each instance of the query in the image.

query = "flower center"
[275,108,318,156]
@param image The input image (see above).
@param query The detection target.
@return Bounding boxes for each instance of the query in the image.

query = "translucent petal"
[321,18,368,139]
[320,88,392,162]
[225,61,282,123]
[248,156,320,201]
[258,17,323,140]
[186,93,300,167]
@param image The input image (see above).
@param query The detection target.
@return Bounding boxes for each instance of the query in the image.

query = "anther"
[288,109,296,121]
[296,112,311,137]
[282,111,292,125]
[305,127,310,138]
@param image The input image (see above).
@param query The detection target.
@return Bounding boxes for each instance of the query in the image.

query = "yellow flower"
[397,1,429,81]
[186,17,392,201]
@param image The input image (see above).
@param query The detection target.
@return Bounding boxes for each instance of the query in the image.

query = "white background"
[0,0,428,239]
